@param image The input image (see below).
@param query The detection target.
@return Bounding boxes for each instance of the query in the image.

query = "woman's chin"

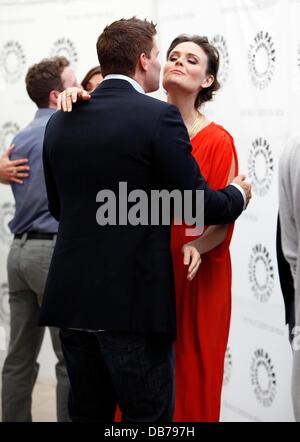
[164,76,185,90]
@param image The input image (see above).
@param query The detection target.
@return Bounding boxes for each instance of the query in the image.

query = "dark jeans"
[59,329,175,422]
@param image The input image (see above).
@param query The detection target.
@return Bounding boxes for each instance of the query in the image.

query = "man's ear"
[49,89,59,106]
[200,75,214,90]
[138,53,148,72]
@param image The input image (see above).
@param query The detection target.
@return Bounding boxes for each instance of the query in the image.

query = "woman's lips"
[170,69,185,75]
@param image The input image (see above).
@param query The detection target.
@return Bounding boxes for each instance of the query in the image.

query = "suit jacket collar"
[92,79,139,96]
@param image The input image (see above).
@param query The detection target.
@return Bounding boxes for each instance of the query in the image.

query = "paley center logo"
[250,349,276,407]
[249,244,274,303]
[248,31,276,89]
[0,122,20,155]
[211,35,230,86]
[0,41,26,84]
[248,137,274,197]
[50,37,78,67]
[96,182,204,236]
[0,202,14,246]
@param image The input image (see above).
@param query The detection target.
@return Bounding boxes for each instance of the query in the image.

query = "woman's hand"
[182,243,201,281]
[57,87,91,112]
[0,144,30,184]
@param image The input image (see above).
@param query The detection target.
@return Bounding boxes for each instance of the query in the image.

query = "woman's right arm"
[57,87,91,112]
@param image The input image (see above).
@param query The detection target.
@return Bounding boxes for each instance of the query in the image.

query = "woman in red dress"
[163,35,238,422]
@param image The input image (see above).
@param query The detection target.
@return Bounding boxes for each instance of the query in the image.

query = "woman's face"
[85,73,103,92]
[163,41,213,97]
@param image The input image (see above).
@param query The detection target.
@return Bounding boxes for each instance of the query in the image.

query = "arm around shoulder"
[152,104,245,225]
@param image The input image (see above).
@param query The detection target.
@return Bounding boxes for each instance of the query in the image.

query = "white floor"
[32,381,56,422]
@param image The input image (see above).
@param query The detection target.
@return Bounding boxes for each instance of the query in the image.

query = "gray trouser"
[1,236,70,422]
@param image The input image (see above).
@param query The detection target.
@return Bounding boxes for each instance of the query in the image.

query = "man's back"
[41,79,181,335]
[43,80,172,235]
[9,109,58,234]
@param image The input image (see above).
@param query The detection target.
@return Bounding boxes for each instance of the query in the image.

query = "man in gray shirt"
[279,133,300,422]
[1,56,77,422]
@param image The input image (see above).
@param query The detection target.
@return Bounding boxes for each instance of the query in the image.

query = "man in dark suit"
[40,18,251,422]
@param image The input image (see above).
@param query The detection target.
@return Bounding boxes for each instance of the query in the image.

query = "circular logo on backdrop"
[0,122,20,155]
[50,38,78,67]
[250,349,276,407]
[0,202,14,246]
[0,282,9,327]
[0,41,26,84]
[211,35,230,86]
[249,244,274,303]
[223,347,233,387]
[248,31,276,89]
[248,137,274,197]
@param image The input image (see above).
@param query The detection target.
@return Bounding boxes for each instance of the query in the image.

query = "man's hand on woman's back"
[231,174,252,207]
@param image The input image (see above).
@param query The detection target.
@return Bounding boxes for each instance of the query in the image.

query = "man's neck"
[132,72,153,94]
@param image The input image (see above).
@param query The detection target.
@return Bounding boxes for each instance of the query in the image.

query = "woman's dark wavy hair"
[166,34,220,109]
[81,66,102,91]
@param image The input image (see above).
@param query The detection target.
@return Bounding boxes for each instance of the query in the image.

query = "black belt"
[14,232,56,240]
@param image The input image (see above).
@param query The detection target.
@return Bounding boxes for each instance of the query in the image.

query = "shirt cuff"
[230,183,247,210]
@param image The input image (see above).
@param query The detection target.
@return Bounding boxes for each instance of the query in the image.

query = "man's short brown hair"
[96,17,157,77]
[25,56,70,108]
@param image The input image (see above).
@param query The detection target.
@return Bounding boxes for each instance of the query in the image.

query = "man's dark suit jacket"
[40,79,244,338]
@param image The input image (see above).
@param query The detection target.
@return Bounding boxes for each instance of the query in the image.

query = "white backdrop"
[0,0,299,422]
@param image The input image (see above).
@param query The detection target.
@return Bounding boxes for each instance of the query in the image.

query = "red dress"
[171,122,238,422]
